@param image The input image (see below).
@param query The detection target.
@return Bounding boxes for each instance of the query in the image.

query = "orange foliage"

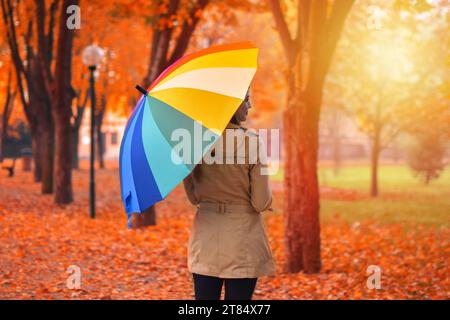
[0,165,447,299]
[73,0,150,117]
[192,8,286,129]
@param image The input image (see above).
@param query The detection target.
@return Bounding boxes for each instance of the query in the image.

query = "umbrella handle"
[135,85,149,96]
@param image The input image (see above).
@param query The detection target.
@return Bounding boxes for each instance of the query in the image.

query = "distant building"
[319,108,369,160]
[78,109,127,160]
[319,108,405,162]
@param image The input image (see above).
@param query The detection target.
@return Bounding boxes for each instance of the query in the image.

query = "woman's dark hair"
[230,114,239,125]
[230,89,250,125]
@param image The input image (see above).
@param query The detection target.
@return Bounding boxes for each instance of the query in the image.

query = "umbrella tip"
[135,85,149,96]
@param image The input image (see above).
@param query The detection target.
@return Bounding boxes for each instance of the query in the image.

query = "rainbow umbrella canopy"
[119,42,259,225]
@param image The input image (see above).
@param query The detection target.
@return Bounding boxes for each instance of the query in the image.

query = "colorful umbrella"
[119,42,258,226]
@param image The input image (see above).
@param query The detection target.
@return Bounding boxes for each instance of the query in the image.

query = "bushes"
[407,132,448,184]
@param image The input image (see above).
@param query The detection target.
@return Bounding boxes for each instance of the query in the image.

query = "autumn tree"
[0,25,14,162]
[69,1,150,170]
[192,4,285,128]
[268,0,354,273]
[128,0,210,228]
[328,0,449,196]
[143,0,209,85]
[408,131,448,185]
[1,0,78,203]
[1,0,53,191]
[51,0,78,203]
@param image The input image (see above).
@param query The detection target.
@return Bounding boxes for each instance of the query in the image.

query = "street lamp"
[82,44,105,219]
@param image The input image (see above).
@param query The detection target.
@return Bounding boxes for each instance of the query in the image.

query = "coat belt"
[197,202,258,214]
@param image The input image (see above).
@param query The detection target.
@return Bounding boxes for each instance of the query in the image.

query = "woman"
[183,90,276,300]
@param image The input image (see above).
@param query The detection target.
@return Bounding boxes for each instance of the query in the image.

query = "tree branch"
[267,0,295,66]
[321,0,354,76]
[1,0,30,116]
[294,0,310,53]
[167,0,209,66]
[36,0,48,66]
[47,0,60,64]
[35,0,53,95]
[1,0,26,75]
[145,0,180,84]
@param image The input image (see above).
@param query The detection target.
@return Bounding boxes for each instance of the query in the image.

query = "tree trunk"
[28,54,55,194]
[0,121,6,163]
[31,132,42,182]
[283,72,303,272]
[54,112,73,203]
[268,0,354,274]
[130,205,156,228]
[0,70,13,163]
[22,62,50,189]
[52,0,77,204]
[0,109,8,162]
[71,126,80,169]
[39,120,54,194]
[97,132,105,169]
[284,81,322,274]
[96,99,105,169]
[71,93,87,170]
[331,108,341,176]
[370,128,380,197]
[332,138,341,176]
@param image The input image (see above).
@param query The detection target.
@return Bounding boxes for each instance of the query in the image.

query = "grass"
[318,164,450,193]
[270,163,450,227]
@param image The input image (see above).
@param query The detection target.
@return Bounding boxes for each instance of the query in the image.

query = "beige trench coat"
[183,122,276,279]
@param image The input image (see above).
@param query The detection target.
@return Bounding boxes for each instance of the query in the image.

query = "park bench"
[1,147,31,177]
[1,157,17,177]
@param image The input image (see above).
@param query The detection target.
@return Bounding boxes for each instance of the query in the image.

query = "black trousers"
[192,273,257,300]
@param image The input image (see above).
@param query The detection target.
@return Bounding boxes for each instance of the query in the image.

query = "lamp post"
[82,44,105,219]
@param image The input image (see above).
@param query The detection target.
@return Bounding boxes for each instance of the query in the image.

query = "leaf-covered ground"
[0,165,448,299]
